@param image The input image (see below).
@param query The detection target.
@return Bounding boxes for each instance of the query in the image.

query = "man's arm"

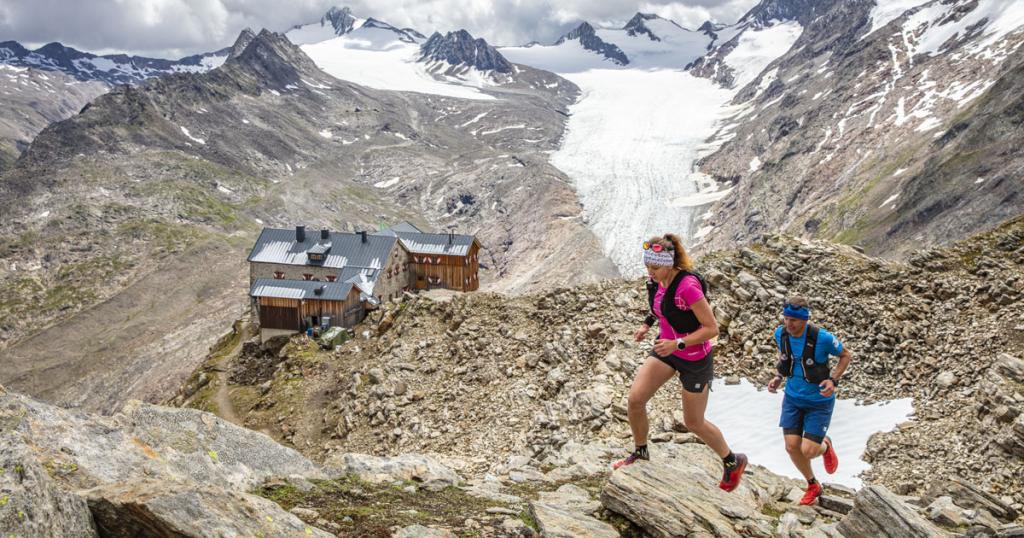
[831,347,852,382]
[819,347,851,397]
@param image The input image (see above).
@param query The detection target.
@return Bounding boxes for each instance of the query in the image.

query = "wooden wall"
[408,242,480,292]
[257,288,365,329]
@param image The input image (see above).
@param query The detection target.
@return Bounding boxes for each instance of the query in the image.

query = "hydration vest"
[646,271,709,335]
[777,325,830,384]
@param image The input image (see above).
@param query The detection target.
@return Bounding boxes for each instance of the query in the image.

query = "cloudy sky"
[0,0,760,59]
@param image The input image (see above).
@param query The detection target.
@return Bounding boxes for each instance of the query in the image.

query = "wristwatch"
[675,337,686,348]
[828,376,840,387]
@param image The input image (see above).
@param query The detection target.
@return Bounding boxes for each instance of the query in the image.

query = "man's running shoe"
[799,482,823,505]
[612,450,648,470]
[822,437,838,475]
[718,453,748,492]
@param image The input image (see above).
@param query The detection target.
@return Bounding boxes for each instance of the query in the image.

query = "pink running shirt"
[653,274,712,360]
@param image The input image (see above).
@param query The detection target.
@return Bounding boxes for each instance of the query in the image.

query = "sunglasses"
[642,242,674,253]
[783,303,808,312]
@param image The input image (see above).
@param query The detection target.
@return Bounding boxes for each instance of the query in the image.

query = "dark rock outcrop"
[555,22,629,65]
[419,30,512,73]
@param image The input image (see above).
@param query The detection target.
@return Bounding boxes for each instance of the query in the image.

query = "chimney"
[359,231,367,243]
[295,225,306,243]
[321,228,330,241]
[448,231,454,244]
[314,284,325,296]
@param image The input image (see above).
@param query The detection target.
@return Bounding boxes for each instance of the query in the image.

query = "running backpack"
[645,270,710,334]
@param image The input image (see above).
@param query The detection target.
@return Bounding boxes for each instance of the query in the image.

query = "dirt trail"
[212,324,249,426]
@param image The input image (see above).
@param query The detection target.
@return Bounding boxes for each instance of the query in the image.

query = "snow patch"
[725,22,803,89]
[374,177,401,188]
[707,378,914,488]
[880,192,900,208]
[179,125,205,145]
[749,156,762,172]
[319,129,333,138]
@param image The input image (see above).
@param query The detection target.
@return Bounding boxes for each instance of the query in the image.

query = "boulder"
[393,524,455,537]
[529,486,616,538]
[600,444,774,537]
[837,485,949,537]
[84,479,333,537]
[925,478,1019,522]
[0,440,97,537]
[0,391,324,491]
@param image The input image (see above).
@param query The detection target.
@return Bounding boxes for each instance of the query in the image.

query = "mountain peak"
[321,6,358,35]
[554,22,629,65]
[228,28,257,59]
[623,13,675,41]
[361,18,427,43]
[738,0,838,27]
[226,29,322,87]
[419,30,512,73]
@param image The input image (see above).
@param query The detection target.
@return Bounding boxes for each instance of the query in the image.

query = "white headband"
[643,249,675,267]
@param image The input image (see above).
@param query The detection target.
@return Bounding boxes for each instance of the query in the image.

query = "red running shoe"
[799,482,823,505]
[718,453,748,492]
[612,450,648,470]
[822,437,838,475]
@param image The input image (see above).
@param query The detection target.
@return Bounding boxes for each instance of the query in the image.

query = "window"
[303,273,314,281]
[273,271,285,279]
[326,275,337,282]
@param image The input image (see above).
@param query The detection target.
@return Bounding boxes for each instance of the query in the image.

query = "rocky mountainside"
[177,216,1024,522]
[695,0,1024,258]
[0,28,614,412]
[420,30,514,74]
[686,0,838,87]
[8,381,1020,537]
[0,66,107,173]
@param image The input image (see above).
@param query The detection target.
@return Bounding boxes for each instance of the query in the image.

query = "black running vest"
[645,271,709,335]
[777,325,830,384]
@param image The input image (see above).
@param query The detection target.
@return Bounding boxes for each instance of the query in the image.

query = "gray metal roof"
[248,228,398,270]
[394,231,476,256]
[250,278,355,301]
[390,221,424,233]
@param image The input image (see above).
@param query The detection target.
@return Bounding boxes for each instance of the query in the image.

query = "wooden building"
[249,279,364,341]
[246,223,480,340]
[376,223,482,292]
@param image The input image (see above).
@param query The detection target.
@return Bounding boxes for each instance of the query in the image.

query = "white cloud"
[0,0,761,58]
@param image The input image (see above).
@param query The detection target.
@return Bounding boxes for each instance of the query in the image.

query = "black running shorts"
[650,349,714,393]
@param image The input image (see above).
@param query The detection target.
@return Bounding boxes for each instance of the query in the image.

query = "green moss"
[518,507,539,531]
[254,476,510,534]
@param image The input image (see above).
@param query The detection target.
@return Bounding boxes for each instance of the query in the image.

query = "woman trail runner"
[613,234,748,493]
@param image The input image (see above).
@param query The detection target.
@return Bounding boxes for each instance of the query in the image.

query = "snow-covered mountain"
[0,40,228,85]
[294,7,537,100]
[287,6,425,46]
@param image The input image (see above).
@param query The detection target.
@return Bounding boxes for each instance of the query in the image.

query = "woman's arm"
[681,298,719,346]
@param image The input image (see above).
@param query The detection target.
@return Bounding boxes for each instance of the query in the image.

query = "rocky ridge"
[177,216,1024,522]
[6,380,1023,536]
[420,30,514,74]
